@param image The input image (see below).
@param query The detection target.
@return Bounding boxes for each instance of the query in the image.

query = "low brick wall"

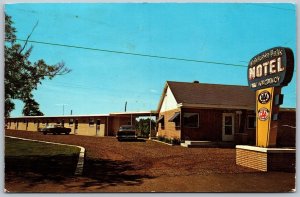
[236,145,295,172]
[236,147,267,171]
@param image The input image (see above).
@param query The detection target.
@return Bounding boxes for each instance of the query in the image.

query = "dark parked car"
[116,125,137,141]
[41,124,71,135]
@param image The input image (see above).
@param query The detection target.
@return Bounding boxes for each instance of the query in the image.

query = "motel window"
[96,119,101,125]
[89,118,95,126]
[247,116,256,129]
[183,113,199,128]
[169,112,180,128]
[75,119,78,129]
[69,118,74,125]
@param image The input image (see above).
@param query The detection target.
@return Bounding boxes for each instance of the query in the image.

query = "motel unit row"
[6,111,157,137]
[5,81,296,147]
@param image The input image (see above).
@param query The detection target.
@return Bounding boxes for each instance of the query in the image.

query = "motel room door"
[222,113,235,141]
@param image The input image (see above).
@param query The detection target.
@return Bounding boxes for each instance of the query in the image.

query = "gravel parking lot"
[5,129,296,192]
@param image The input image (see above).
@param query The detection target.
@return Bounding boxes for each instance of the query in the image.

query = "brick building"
[156,81,295,147]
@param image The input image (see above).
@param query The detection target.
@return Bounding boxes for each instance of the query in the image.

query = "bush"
[164,138,171,144]
[157,136,181,145]
[157,136,165,142]
[171,138,181,145]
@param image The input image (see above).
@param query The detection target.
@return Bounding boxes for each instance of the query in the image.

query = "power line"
[14,38,297,73]
[16,38,247,68]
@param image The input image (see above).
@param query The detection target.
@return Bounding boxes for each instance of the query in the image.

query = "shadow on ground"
[5,154,79,190]
[80,158,153,189]
[5,154,153,190]
[117,139,146,142]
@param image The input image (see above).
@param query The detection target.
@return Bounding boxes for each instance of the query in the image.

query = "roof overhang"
[157,115,164,123]
[177,103,255,110]
[168,112,180,122]
[6,111,159,119]
[109,111,158,117]
[6,114,110,119]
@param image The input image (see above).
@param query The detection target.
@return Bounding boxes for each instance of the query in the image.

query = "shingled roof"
[158,81,256,111]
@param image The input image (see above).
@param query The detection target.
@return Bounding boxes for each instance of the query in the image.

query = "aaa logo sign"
[258,91,271,104]
[258,108,269,121]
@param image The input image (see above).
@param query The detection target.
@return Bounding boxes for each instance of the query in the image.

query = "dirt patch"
[5,129,296,192]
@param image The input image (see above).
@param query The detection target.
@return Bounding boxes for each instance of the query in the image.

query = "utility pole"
[55,104,68,116]
[149,112,151,139]
[125,101,127,112]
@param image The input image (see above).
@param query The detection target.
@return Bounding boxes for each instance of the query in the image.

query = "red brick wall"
[239,110,295,147]
[242,110,256,145]
[268,152,295,172]
[158,108,252,142]
[181,108,240,141]
[277,111,296,147]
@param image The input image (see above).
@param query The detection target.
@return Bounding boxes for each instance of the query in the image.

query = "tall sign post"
[236,47,295,172]
[247,47,294,148]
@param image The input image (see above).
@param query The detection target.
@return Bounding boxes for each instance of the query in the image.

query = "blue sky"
[5,3,296,116]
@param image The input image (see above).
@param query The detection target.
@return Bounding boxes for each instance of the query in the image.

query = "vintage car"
[41,124,71,135]
[116,125,137,141]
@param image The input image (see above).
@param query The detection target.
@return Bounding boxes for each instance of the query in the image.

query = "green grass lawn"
[5,137,80,156]
[5,137,80,177]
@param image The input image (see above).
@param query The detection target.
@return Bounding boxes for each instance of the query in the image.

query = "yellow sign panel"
[256,87,273,147]
[256,87,281,147]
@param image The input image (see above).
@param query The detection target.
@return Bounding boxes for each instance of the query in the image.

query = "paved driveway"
[5,130,296,192]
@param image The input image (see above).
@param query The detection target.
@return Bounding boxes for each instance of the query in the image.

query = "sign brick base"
[236,145,295,172]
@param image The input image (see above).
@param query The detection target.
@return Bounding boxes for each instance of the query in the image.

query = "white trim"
[160,86,178,112]
[236,145,296,153]
[110,111,157,115]
[222,113,235,141]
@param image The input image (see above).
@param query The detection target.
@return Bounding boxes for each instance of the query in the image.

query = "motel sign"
[248,47,294,148]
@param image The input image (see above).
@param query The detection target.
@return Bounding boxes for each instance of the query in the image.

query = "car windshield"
[46,125,55,128]
[119,125,134,130]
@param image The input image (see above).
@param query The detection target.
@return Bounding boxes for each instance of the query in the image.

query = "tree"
[135,118,156,137]
[5,14,71,117]
[22,97,44,116]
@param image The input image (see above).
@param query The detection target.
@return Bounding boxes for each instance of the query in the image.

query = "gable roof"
[157,81,256,111]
